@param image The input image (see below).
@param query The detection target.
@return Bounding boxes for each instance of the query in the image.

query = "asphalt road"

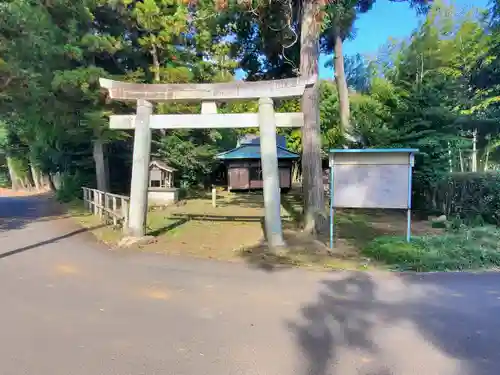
[1,195,500,375]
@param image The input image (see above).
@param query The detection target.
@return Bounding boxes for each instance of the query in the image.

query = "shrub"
[56,172,84,202]
[0,169,9,187]
[363,226,500,271]
[435,172,500,225]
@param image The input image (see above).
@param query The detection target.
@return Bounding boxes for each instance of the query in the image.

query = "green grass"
[65,200,123,244]
[363,226,500,271]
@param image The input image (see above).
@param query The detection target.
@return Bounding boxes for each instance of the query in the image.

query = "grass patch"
[65,200,123,244]
[64,192,440,272]
[363,226,500,271]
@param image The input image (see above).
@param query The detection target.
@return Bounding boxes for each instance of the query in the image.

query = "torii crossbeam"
[100,76,316,248]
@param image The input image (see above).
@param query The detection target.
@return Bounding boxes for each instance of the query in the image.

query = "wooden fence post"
[121,199,129,233]
[112,196,117,226]
[93,190,98,216]
[82,188,87,210]
[99,192,103,218]
[84,188,89,210]
[104,193,109,221]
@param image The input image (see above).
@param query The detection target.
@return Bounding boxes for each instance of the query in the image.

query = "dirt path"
[1,195,500,375]
[0,187,50,197]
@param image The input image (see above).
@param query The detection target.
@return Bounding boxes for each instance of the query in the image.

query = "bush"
[363,226,500,271]
[0,169,9,187]
[435,172,500,225]
[56,172,84,202]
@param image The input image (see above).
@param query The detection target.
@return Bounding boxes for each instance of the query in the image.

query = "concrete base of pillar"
[118,235,155,248]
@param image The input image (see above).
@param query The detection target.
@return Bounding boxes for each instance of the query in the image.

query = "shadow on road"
[289,271,500,375]
[400,273,500,375]
[0,194,107,259]
[0,194,62,233]
[0,224,106,259]
[288,272,379,375]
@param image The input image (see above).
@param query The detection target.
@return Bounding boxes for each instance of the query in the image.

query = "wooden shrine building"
[216,135,299,191]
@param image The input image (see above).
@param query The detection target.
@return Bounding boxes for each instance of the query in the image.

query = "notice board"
[329,151,414,210]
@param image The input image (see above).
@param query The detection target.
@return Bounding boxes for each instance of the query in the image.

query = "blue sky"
[319,0,490,78]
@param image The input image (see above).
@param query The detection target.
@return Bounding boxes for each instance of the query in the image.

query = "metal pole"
[407,153,415,242]
[330,161,334,249]
[258,97,285,248]
[127,99,153,237]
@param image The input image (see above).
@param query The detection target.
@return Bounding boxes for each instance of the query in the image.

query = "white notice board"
[333,164,409,209]
[330,151,413,209]
[328,149,418,247]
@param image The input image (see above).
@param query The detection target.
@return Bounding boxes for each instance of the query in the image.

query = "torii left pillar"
[127,99,153,237]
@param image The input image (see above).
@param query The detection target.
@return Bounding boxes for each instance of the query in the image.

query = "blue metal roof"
[329,148,419,154]
[216,144,299,160]
[237,134,287,148]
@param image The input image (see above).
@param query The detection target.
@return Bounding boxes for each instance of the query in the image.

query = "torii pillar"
[100,76,316,248]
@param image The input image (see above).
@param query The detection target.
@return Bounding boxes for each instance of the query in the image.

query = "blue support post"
[406,153,415,242]
[330,163,334,249]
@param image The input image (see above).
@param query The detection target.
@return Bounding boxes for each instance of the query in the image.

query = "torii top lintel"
[99,76,317,102]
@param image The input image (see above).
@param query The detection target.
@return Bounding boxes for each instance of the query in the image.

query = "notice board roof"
[329,148,419,154]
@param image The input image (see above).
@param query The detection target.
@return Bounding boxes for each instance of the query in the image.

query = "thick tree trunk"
[93,137,109,192]
[300,0,326,234]
[47,173,56,191]
[6,156,21,190]
[30,164,41,190]
[484,149,490,172]
[334,31,352,139]
[29,155,43,190]
[151,44,160,83]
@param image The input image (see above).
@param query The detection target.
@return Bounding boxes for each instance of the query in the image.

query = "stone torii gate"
[100,77,315,248]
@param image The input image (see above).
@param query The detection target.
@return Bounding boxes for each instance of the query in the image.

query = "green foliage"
[0,0,499,219]
[364,226,500,271]
[435,172,500,225]
[0,0,240,198]
[56,172,85,203]
[155,132,220,188]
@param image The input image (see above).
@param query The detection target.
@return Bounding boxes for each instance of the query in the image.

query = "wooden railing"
[82,187,130,231]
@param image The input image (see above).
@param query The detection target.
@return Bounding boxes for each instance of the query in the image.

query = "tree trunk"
[472,128,478,172]
[447,142,453,173]
[6,156,21,190]
[484,148,490,172]
[30,164,41,190]
[151,44,160,83]
[300,0,326,234]
[292,162,301,183]
[93,137,109,192]
[47,173,56,191]
[333,30,352,140]
[459,148,464,172]
[29,154,43,191]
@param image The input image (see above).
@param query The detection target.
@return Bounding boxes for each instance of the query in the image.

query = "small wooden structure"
[216,135,299,191]
[148,160,179,205]
[149,160,175,188]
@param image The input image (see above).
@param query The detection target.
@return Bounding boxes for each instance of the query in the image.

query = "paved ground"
[1,195,500,375]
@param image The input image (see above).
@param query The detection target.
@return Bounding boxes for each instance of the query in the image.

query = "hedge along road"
[1,194,500,375]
